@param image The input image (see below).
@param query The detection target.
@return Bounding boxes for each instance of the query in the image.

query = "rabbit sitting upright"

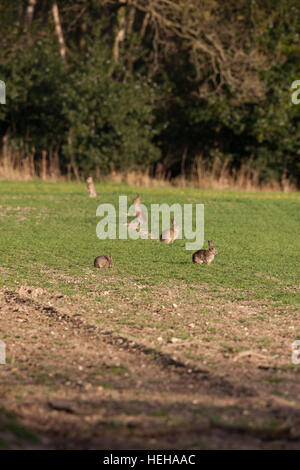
[86,176,97,198]
[160,218,180,244]
[192,240,218,265]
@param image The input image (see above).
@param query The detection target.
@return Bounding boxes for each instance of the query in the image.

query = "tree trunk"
[41,150,47,181]
[52,1,67,60]
[68,129,80,182]
[113,1,127,62]
[24,0,37,30]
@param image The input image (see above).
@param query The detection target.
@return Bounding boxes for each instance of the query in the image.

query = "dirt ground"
[0,284,299,449]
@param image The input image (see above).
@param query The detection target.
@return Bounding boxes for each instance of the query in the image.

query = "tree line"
[0,0,299,187]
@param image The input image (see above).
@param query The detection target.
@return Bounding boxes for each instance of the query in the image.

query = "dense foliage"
[0,0,299,185]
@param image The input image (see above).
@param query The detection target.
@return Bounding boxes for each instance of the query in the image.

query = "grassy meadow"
[0,181,299,449]
[0,181,299,303]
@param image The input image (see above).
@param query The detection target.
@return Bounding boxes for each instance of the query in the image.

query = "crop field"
[0,181,299,449]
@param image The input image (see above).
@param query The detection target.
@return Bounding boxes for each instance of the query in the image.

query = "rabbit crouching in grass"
[192,240,218,265]
[94,254,114,268]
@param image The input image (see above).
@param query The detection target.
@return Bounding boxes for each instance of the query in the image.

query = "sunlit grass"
[0,181,299,305]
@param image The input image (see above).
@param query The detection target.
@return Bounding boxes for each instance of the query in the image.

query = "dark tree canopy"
[0,0,299,186]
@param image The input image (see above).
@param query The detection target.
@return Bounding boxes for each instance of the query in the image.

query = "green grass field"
[0,181,299,303]
[0,181,299,449]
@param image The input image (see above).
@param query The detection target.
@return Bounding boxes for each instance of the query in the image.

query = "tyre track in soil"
[1,288,300,449]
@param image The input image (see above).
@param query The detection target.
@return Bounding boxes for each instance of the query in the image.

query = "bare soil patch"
[0,283,299,449]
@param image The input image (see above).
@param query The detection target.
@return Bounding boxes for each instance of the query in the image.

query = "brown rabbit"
[192,240,218,265]
[133,193,141,216]
[160,218,180,244]
[132,193,147,225]
[94,254,113,268]
[86,176,97,198]
[133,193,141,205]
